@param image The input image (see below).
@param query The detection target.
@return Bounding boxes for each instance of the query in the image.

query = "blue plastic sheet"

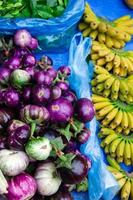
[0,0,84,53]
[68,33,119,200]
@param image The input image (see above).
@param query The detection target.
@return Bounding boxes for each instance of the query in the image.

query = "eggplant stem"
[30,123,36,138]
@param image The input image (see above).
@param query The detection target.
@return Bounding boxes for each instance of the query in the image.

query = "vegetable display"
[79,3,133,200]
[0,0,69,19]
[0,30,94,199]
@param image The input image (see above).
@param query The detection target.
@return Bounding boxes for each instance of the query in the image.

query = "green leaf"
[21,7,31,17]
[58,0,64,6]
[56,124,73,141]
[64,0,68,7]
[56,153,76,169]
[53,5,64,17]
[76,178,88,192]
[46,0,57,7]
[70,118,84,138]
[51,137,66,151]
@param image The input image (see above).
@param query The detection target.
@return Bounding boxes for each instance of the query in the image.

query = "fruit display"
[107,156,133,200]
[91,41,133,76]
[98,127,133,165]
[79,3,133,49]
[92,94,133,134]
[0,30,94,199]
[91,65,133,103]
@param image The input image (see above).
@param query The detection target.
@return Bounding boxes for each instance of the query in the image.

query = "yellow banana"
[96,83,104,92]
[105,35,113,48]
[120,57,129,69]
[97,58,106,66]
[123,128,130,135]
[103,89,111,97]
[91,44,102,52]
[113,66,121,76]
[117,156,124,163]
[109,137,122,154]
[116,139,125,159]
[94,65,109,74]
[118,177,127,189]
[103,134,119,146]
[114,15,131,24]
[90,21,100,30]
[119,92,127,102]
[84,3,97,19]
[105,145,110,154]
[107,155,121,170]
[78,23,88,31]
[104,76,115,89]
[91,79,97,86]
[121,112,128,130]
[129,142,133,164]
[106,26,117,37]
[98,22,108,33]
[120,80,129,95]
[101,119,110,126]
[113,110,123,126]
[105,52,115,62]
[113,54,121,67]
[90,30,98,40]
[111,79,120,94]
[111,92,118,101]
[105,61,114,71]
[130,179,133,200]
[82,27,91,37]
[92,94,109,103]
[100,127,115,135]
[105,108,118,122]
[96,74,110,83]
[97,104,114,117]
[98,33,106,43]
[124,141,131,161]
[126,112,133,129]
[109,121,118,129]
[94,101,111,110]
[115,126,122,134]
[121,179,131,200]
[91,53,99,60]
[112,171,126,180]
[117,19,133,26]
[98,49,110,57]
[112,38,122,49]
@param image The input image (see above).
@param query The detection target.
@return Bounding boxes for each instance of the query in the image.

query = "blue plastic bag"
[0,0,84,53]
[68,33,119,200]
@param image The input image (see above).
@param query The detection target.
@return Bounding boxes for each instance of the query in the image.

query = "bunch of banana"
[92,94,133,134]
[92,65,133,104]
[107,156,133,200]
[99,127,133,165]
[79,3,133,49]
[91,41,133,76]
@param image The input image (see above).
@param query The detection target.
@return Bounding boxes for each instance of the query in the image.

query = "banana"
[123,128,130,135]
[91,79,97,86]
[113,66,121,76]
[105,108,118,122]
[105,52,115,62]
[119,67,127,77]
[112,171,126,180]
[107,155,121,170]
[96,74,110,83]
[96,83,104,92]
[109,121,118,129]
[103,134,119,146]
[97,104,114,117]
[112,38,122,49]
[130,179,133,200]
[114,15,131,24]
[94,101,111,110]
[105,61,114,71]
[106,26,117,37]
[113,110,123,126]
[130,142,133,164]
[97,58,106,66]
[90,21,100,30]
[82,27,91,37]
[109,137,122,155]
[104,76,115,89]
[117,156,124,163]
[98,33,106,43]
[126,112,133,129]
[121,112,128,130]
[119,93,127,102]
[111,92,118,101]
[94,65,109,74]
[116,139,125,159]
[78,23,88,31]
[92,94,109,103]
[120,57,129,69]
[115,126,122,134]
[111,79,120,94]
[98,49,110,57]
[105,35,113,48]
[117,19,133,26]
[103,89,111,97]
[84,3,97,19]
[83,14,96,24]
[105,145,110,154]
[113,54,121,67]
[124,141,131,161]
[91,53,99,60]
[100,127,115,135]
[121,179,131,200]
[98,22,108,33]
[101,119,110,126]
[120,80,129,95]
[90,30,98,40]
[91,44,101,52]
[118,177,127,190]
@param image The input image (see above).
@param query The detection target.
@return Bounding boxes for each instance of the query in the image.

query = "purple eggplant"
[11,47,29,58]
[22,87,31,103]
[47,98,74,123]
[4,88,20,107]
[52,86,62,100]
[14,29,32,48]
[32,85,51,105]
[47,68,57,79]
[75,98,95,123]
[7,120,30,150]
[23,54,36,68]
[39,56,53,69]
[4,57,21,70]
[28,37,38,50]
[48,188,73,200]
[34,71,45,84]
[0,68,11,85]
[58,66,71,76]
[78,128,91,144]
[56,81,69,91]
[20,105,50,136]
[25,67,35,79]
[63,91,77,103]
[59,154,88,184]
[0,108,14,133]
